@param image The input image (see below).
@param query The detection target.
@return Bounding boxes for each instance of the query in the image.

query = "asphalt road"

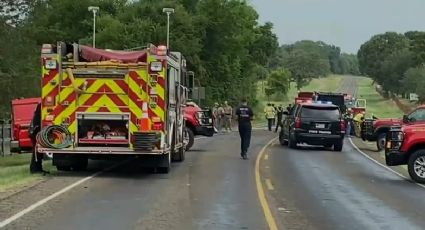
[1,131,276,230]
[261,76,425,229]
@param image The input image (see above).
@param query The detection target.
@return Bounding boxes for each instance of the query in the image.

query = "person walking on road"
[236,98,254,159]
[264,103,275,131]
[275,104,284,133]
[223,101,233,132]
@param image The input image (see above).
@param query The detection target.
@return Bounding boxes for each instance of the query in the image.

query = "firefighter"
[264,103,275,131]
[236,98,254,159]
[28,103,46,174]
[275,105,284,133]
[353,111,365,137]
[223,101,233,132]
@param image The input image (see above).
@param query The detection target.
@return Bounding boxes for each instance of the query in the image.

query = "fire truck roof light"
[157,45,167,56]
[41,44,53,54]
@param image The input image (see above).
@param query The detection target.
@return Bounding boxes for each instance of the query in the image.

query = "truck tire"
[172,147,185,162]
[279,131,288,146]
[408,150,425,184]
[333,139,343,152]
[157,153,171,174]
[56,165,71,171]
[184,127,194,151]
[376,133,386,151]
[72,157,88,171]
[288,131,297,149]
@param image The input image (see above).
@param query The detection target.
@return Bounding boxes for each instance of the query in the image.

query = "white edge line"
[348,138,425,189]
[0,162,125,228]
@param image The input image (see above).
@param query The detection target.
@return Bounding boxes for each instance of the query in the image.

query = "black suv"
[279,102,345,151]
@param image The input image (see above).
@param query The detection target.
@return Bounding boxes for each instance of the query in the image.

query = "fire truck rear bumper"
[37,147,170,155]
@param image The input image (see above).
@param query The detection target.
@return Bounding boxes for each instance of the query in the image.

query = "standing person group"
[212,101,233,133]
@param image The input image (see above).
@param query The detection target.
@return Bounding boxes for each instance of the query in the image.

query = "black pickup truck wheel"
[376,133,386,151]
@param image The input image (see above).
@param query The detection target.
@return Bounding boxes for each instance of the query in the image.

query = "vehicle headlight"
[396,131,404,141]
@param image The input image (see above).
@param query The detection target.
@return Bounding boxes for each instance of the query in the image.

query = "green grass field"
[0,154,54,192]
[356,77,404,118]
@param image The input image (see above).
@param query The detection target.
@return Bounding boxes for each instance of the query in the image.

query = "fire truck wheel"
[184,127,194,151]
[157,153,171,174]
[173,147,186,162]
[56,165,71,171]
[408,150,425,184]
[376,133,386,151]
[72,157,88,171]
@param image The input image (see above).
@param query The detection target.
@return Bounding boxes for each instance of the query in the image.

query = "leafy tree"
[266,68,291,97]
[357,32,409,87]
[284,48,330,89]
[404,67,425,102]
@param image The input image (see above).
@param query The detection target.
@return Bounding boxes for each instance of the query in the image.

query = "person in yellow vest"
[264,103,276,131]
[353,111,365,137]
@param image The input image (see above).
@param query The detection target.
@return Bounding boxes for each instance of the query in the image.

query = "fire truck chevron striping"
[38,43,189,173]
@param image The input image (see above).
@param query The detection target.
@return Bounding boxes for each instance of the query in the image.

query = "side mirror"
[403,115,409,123]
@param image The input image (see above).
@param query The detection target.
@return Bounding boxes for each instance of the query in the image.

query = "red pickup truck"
[184,102,214,150]
[385,123,425,183]
[362,105,425,151]
[10,98,41,152]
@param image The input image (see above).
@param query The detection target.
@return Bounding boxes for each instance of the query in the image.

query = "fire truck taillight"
[151,117,163,130]
[44,96,55,106]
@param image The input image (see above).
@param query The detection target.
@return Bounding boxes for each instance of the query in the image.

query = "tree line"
[0,0,279,118]
[358,31,425,102]
[265,40,360,98]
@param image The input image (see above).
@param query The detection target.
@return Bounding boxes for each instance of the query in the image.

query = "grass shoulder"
[0,153,55,194]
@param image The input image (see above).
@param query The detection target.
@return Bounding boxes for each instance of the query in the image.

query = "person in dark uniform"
[275,105,284,133]
[28,103,46,173]
[236,98,254,160]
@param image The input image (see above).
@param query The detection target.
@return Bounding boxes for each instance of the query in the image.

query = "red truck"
[184,102,214,150]
[10,97,41,152]
[362,105,425,151]
[385,124,425,183]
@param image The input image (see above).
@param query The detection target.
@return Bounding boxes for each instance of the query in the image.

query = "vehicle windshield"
[300,106,340,120]
[407,108,425,122]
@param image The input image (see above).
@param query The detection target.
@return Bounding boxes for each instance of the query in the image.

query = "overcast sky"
[249,0,425,53]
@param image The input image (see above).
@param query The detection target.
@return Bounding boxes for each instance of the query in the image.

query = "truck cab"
[363,105,425,151]
[183,101,214,150]
[11,97,41,152]
[385,123,425,183]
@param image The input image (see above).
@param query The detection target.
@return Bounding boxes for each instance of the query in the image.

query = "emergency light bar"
[315,101,333,105]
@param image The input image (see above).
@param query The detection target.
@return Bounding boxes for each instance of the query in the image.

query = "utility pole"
[162,8,175,49]
[88,6,100,48]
